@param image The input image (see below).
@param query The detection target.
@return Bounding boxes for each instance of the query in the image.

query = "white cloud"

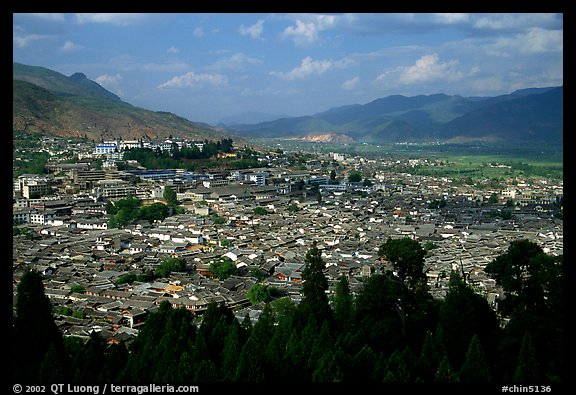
[13,31,49,48]
[209,53,262,71]
[193,27,205,38]
[95,73,124,96]
[483,27,562,58]
[506,27,562,54]
[433,13,469,24]
[342,76,360,90]
[383,53,464,85]
[74,13,148,26]
[158,72,228,89]
[472,13,560,31]
[281,15,336,46]
[167,46,180,54]
[27,13,66,22]
[60,40,83,52]
[239,19,264,40]
[281,20,318,45]
[96,73,122,86]
[141,62,189,73]
[270,56,337,80]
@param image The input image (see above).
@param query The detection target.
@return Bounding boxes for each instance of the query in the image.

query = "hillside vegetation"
[13,62,232,142]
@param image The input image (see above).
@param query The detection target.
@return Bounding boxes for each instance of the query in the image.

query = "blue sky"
[13,13,563,126]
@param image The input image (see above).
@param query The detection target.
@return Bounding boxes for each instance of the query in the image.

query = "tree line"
[12,238,563,384]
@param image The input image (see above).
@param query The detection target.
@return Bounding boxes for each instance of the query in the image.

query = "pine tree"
[220,320,243,381]
[416,331,439,382]
[300,243,331,325]
[512,332,541,383]
[13,269,66,382]
[435,355,456,382]
[440,271,499,372]
[312,351,343,382]
[350,344,378,382]
[458,334,492,383]
[333,275,354,334]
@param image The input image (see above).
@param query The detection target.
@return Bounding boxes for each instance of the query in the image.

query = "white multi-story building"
[94,143,118,156]
[14,174,50,198]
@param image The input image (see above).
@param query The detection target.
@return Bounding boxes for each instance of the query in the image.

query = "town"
[13,134,563,347]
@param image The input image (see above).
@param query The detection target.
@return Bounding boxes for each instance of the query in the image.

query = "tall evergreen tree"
[349,344,378,382]
[512,332,541,383]
[98,342,129,382]
[220,319,244,381]
[72,331,107,382]
[354,272,407,354]
[439,271,499,372]
[458,334,492,383]
[13,269,66,382]
[38,343,69,383]
[312,351,343,382]
[416,331,440,382]
[435,355,456,383]
[332,275,354,334]
[299,243,331,325]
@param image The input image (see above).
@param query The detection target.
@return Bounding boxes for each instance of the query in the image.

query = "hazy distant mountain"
[231,87,563,145]
[218,111,290,126]
[442,87,563,144]
[13,62,233,142]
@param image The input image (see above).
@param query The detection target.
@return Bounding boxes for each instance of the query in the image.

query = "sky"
[13,13,563,126]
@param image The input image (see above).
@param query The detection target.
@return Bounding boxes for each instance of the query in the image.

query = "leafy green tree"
[114,273,137,286]
[163,185,177,206]
[253,206,269,215]
[348,170,362,183]
[137,202,169,223]
[155,257,186,278]
[378,237,426,285]
[209,257,237,280]
[107,196,142,228]
[70,284,85,294]
[247,283,272,304]
[488,193,499,204]
[485,239,543,299]
[288,203,300,212]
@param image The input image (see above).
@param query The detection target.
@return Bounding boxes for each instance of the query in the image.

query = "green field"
[258,138,563,181]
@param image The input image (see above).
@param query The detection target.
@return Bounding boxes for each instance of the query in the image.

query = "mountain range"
[13,62,232,142]
[13,62,562,146]
[228,86,563,145]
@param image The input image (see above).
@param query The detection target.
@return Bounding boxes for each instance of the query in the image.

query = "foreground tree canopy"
[13,238,563,383]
